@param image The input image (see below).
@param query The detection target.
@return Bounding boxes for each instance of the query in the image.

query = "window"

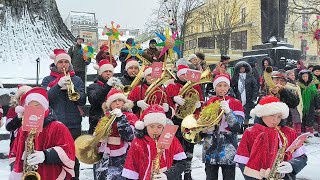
[301,39,307,55]
[301,13,309,31]
[241,8,246,24]
[198,36,215,49]
[231,31,247,50]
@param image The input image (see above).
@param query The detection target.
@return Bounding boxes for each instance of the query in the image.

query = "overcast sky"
[56,0,159,29]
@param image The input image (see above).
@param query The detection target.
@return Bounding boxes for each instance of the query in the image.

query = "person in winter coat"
[122,104,187,180]
[248,57,260,88]
[87,58,121,135]
[95,88,138,180]
[41,49,86,180]
[141,39,164,63]
[298,70,320,134]
[68,36,91,83]
[128,66,174,119]
[119,58,140,86]
[260,57,278,96]
[119,38,135,73]
[312,65,320,137]
[165,64,203,180]
[231,61,258,129]
[6,85,32,170]
[196,52,207,71]
[202,75,244,180]
[234,96,308,180]
[294,60,307,78]
[9,87,75,180]
[95,45,118,67]
[285,70,303,135]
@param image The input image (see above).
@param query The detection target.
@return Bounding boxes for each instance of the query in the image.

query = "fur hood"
[234,61,252,74]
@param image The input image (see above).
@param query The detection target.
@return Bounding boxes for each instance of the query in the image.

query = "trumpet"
[63,68,80,101]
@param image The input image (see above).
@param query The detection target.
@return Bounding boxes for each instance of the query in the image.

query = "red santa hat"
[250,96,289,118]
[212,75,230,89]
[143,66,153,79]
[15,85,32,102]
[50,49,71,65]
[176,65,189,77]
[15,87,49,114]
[93,59,114,75]
[125,58,140,71]
[104,88,130,109]
[135,104,167,130]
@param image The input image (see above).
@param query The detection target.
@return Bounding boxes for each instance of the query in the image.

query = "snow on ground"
[1,120,319,180]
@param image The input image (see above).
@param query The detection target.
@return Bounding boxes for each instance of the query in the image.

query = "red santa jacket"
[234,124,306,179]
[122,135,187,180]
[128,83,167,118]
[166,81,203,116]
[10,119,75,180]
[98,111,138,157]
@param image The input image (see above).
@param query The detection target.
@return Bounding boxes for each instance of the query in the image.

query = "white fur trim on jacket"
[250,101,289,118]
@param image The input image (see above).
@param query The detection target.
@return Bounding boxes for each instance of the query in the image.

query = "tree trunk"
[0,0,74,63]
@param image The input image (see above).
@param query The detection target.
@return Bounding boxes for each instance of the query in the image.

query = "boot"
[184,172,193,180]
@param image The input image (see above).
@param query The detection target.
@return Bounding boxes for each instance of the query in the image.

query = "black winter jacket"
[119,72,135,86]
[68,44,91,72]
[41,70,86,129]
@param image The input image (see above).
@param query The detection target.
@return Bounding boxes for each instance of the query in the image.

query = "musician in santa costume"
[202,75,244,180]
[6,85,32,170]
[165,64,203,180]
[234,96,308,180]
[95,88,138,180]
[122,104,187,180]
[119,58,140,86]
[128,66,174,118]
[9,87,75,180]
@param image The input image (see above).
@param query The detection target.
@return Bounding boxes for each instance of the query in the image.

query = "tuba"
[63,68,80,101]
[23,128,41,180]
[181,100,224,143]
[267,127,288,180]
[123,57,151,96]
[74,114,116,164]
[175,68,213,119]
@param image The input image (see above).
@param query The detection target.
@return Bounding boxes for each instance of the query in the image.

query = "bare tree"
[145,0,203,58]
[202,0,247,55]
[289,0,320,15]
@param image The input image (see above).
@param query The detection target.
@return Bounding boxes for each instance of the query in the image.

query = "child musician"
[10,87,75,180]
[95,88,138,180]
[202,75,244,180]
[122,105,187,180]
[166,64,203,180]
[234,96,308,180]
[128,66,173,118]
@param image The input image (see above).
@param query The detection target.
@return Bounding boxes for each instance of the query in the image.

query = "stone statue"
[261,0,288,43]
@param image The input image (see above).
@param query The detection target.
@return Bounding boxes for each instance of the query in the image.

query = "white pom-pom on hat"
[135,121,145,130]
[15,106,25,114]
[93,64,100,70]
[49,54,56,60]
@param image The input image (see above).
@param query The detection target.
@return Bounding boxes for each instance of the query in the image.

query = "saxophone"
[151,134,162,180]
[23,128,41,180]
[267,127,288,180]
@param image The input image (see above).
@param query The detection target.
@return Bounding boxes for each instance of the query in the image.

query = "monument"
[240,0,301,71]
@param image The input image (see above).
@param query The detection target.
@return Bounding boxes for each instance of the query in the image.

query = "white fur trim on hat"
[177,68,188,77]
[15,106,25,114]
[125,60,139,71]
[188,54,197,61]
[144,67,153,79]
[143,112,167,127]
[25,93,49,110]
[15,86,32,100]
[250,102,289,118]
[105,93,128,109]
[98,64,114,75]
[212,77,230,90]
[54,53,71,65]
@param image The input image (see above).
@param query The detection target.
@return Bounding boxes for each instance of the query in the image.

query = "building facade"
[184,0,319,65]
[64,11,98,49]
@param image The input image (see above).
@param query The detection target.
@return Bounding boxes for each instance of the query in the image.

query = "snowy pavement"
[0,119,319,179]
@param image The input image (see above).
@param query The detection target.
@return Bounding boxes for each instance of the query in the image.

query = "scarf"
[238,73,246,105]
[47,69,75,88]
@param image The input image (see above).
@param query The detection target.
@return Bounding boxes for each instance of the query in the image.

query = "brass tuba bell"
[181,100,224,143]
